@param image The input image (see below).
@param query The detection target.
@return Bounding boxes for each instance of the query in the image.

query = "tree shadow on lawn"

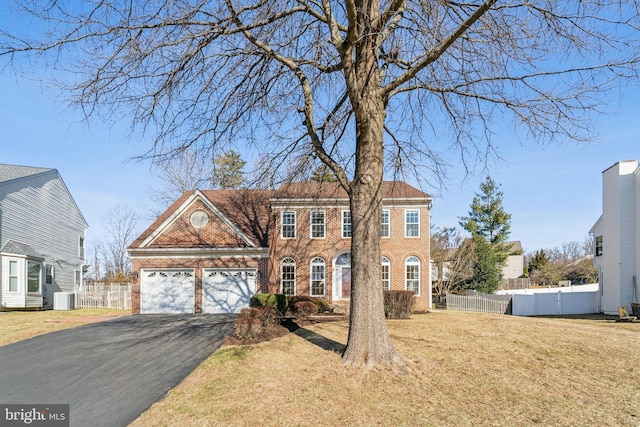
[222,316,346,352]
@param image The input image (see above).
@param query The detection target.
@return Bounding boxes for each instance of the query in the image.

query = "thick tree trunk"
[341,47,403,367]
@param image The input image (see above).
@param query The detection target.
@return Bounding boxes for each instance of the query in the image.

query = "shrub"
[383,290,416,319]
[256,305,281,327]
[233,308,264,342]
[313,297,332,313]
[290,300,318,319]
[250,293,288,314]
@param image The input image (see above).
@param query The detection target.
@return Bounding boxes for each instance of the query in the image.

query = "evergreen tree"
[528,249,549,274]
[211,150,246,189]
[309,164,338,183]
[459,176,512,293]
[466,237,502,293]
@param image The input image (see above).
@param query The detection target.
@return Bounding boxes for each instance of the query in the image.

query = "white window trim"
[78,236,85,259]
[27,260,42,295]
[8,259,19,293]
[46,264,55,285]
[310,210,326,239]
[281,211,297,239]
[382,256,391,290]
[280,257,296,296]
[310,257,326,297]
[381,209,390,238]
[342,210,352,238]
[405,209,420,238]
[405,256,421,296]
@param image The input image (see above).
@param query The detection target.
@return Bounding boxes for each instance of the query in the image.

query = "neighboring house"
[128,181,432,314]
[0,164,88,310]
[502,241,525,280]
[590,160,640,315]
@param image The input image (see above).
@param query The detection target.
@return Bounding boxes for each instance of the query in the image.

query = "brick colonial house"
[128,181,432,314]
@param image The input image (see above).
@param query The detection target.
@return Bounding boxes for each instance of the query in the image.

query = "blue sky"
[2,6,639,255]
[3,69,638,255]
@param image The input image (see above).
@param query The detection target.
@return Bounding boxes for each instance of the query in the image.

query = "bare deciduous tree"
[149,147,214,212]
[103,205,139,281]
[2,0,639,367]
[431,227,476,299]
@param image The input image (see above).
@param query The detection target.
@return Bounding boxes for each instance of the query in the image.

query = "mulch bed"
[222,314,346,346]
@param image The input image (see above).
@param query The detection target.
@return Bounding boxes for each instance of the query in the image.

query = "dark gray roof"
[0,164,54,184]
[0,240,44,259]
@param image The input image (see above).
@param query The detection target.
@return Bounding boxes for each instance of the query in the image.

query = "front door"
[341,267,351,298]
[334,252,351,300]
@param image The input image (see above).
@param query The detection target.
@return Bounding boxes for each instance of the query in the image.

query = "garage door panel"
[141,270,195,314]
[203,270,256,314]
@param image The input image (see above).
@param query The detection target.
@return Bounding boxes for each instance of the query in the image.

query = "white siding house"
[590,160,640,315]
[0,164,88,310]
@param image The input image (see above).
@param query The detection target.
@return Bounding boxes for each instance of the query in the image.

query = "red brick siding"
[269,204,431,310]
[149,199,248,248]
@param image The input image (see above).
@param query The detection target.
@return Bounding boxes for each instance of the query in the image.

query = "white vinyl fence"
[447,284,600,316]
[446,293,512,315]
[498,283,600,316]
[75,282,132,310]
[511,291,599,316]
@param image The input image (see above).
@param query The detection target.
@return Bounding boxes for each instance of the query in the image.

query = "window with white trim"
[381,210,390,238]
[342,210,352,238]
[311,211,326,238]
[310,257,326,296]
[281,211,296,238]
[46,265,55,285]
[79,236,85,258]
[9,260,18,292]
[405,209,420,237]
[595,235,603,257]
[281,258,296,296]
[405,256,420,295]
[27,261,41,294]
[381,256,391,290]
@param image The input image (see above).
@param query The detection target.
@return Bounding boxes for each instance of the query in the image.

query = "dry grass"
[0,308,126,346]
[131,311,640,427]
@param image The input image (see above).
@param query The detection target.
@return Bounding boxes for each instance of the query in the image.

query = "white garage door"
[140,269,195,314]
[203,269,257,314]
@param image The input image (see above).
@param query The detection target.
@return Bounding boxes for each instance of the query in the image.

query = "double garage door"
[140,269,256,314]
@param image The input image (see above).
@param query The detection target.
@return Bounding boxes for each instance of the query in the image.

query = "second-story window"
[342,210,352,238]
[311,211,325,238]
[405,209,420,237]
[79,236,85,259]
[595,235,603,256]
[281,211,296,238]
[381,209,390,238]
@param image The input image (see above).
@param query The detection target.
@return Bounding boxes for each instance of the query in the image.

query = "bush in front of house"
[290,300,318,320]
[249,293,288,314]
[255,305,281,327]
[286,295,332,314]
[313,297,332,313]
[233,308,264,342]
[383,290,416,319]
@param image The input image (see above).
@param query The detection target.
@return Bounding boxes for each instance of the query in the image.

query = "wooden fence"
[446,293,512,315]
[75,282,132,310]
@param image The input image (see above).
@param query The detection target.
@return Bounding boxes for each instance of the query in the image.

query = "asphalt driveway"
[0,314,236,427]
